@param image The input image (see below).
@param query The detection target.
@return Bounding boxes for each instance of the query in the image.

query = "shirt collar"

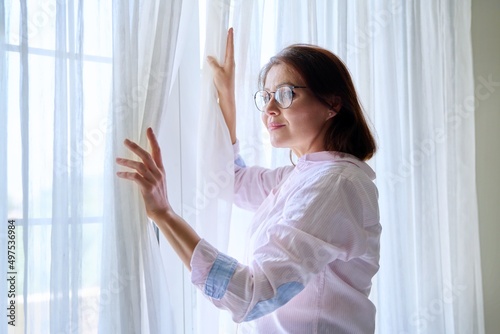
[297,151,376,180]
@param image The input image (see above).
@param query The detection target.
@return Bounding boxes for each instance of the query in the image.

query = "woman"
[116,29,380,333]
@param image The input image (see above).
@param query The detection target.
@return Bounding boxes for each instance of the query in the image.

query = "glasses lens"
[276,86,293,108]
[254,91,268,111]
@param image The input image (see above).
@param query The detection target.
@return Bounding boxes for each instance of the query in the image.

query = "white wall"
[472,1,500,333]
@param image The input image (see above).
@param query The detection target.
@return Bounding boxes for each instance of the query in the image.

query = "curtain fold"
[98,0,186,333]
[2,0,186,332]
[19,0,30,331]
[231,0,266,167]
[195,1,234,333]
[371,1,484,332]
[50,0,84,331]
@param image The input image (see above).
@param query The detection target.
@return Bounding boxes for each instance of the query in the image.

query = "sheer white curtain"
[3,0,100,332]
[99,0,193,333]
[366,2,484,333]
[197,0,484,333]
[195,1,234,333]
[2,0,188,332]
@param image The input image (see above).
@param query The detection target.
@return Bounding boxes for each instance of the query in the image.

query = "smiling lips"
[268,122,285,131]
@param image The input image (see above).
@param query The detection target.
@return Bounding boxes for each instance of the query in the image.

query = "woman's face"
[261,63,334,157]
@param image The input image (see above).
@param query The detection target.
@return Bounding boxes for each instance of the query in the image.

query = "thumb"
[207,56,221,70]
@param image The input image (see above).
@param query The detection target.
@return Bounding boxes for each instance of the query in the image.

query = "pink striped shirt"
[191,142,381,333]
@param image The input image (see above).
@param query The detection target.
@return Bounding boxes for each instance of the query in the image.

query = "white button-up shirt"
[191,143,381,333]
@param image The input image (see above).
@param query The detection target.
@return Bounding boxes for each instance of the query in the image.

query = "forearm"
[154,210,201,271]
[218,92,237,144]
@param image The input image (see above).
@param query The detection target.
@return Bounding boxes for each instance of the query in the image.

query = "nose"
[264,94,280,116]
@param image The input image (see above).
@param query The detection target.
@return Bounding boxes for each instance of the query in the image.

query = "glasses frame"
[253,85,307,112]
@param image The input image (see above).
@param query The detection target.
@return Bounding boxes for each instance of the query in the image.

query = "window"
[5,1,111,331]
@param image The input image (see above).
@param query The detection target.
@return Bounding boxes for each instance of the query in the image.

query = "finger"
[124,138,156,170]
[116,157,156,182]
[116,170,156,194]
[207,56,221,71]
[146,127,164,170]
[116,171,147,184]
[224,27,234,66]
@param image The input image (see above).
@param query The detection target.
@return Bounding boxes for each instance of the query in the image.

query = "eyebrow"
[263,82,301,91]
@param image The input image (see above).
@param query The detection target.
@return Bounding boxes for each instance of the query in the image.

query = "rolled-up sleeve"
[191,240,238,300]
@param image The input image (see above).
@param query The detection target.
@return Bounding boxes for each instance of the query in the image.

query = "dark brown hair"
[259,44,376,160]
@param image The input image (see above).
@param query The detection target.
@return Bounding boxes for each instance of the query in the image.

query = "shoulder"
[294,158,375,192]
[281,158,378,219]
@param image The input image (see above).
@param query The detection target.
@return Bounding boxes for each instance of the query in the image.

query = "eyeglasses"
[254,85,307,112]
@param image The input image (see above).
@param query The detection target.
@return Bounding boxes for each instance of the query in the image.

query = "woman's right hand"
[207,28,237,144]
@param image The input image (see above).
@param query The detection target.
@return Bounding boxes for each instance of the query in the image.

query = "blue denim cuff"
[205,253,238,300]
[235,155,246,168]
[244,282,304,321]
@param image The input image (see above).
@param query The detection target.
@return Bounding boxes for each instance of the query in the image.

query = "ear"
[326,96,342,120]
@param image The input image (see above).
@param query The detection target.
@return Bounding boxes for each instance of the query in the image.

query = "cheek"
[288,111,325,131]
[261,113,268,126]
[287,111,312,127]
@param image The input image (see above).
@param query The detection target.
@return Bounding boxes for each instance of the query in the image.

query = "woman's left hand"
[116,127,172,221]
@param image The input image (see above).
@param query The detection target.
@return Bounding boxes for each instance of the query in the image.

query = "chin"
[269,138,287,148]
